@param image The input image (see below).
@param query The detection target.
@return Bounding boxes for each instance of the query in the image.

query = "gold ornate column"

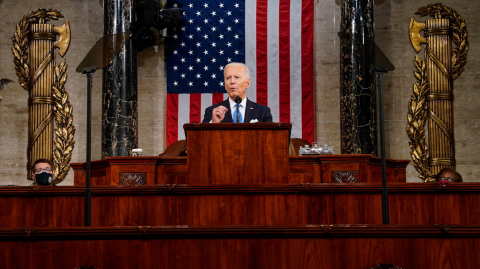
[12,9,74,183]
[407,4,468,182]
[424,17,454,175]
[28,19,55,178]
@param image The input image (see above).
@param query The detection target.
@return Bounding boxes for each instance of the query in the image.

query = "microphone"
[235,96,242,123]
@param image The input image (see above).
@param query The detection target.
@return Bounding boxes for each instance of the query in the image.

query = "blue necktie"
[233,104,243,123]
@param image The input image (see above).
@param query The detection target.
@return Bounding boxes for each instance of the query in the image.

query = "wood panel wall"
[1,225,480,269]
[2,183,480,227]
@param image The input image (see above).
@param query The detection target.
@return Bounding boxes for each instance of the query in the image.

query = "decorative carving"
[120,173,146,185]
[415,4,469,80]
[407,56,434,182]
[12,9,74,184]
[52,60,75,184]
[331,171,357,183]
[407,4,468,182]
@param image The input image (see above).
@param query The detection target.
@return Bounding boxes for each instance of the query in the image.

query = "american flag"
[165,0,314,146]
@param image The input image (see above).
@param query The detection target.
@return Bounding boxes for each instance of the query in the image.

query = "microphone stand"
[370,42,395,224]
[76,32,131,226]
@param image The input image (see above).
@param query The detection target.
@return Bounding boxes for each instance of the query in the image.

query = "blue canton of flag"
[166,0,245,94]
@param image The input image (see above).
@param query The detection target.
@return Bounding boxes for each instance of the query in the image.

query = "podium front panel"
[185,123,291,184]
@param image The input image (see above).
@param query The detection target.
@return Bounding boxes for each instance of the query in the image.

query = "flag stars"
[188,66,193,71]
[219,50,224,55]
[211,27,216,32]
[180,42,186,47]
[219,19,224,24]
[234,34,239,39]
[227,26,232,32]
[219,34,224,39]
[173,81,178,86]
[234,3,239,8]
[211,58,217,63]
[196,58,201,63]
[226,42,232,47]
[204,65,209,71]
[227,11,232,16]
[188,34,193,39]
[203,50,209,55]
[173,34,178,39]
[211,11,216,16]
[173,50,178,55]
[203,3,209,8]
[203,34,209,39]
[173,3,178,8]
[219,3,224,8]
[173,66,178,70]
[181,27,186,31]
[196,26,201,32]
[196,42,201,47]
[204,81,209,87]
[219,81,224,86]
[204,18,209,24]
[234,19,239,24]
[219,65,224,70]
[181,74,186,78]
[189,82,193,86]
[234,50,239,55]
[196,11,201,16]
[188,50,193,55]
[211,74,217,78]
[188,19,193,24]
[188,3,193,8]
[180,58,186,63]
[227,58,232,62]
[196,74,201,79]
[211,42,216,47]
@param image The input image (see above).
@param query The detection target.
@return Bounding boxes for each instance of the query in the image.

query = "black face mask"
[35,172,53,185]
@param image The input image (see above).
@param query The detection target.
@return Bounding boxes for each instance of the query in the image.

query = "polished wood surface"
[184,123,291,184]
[1,225,480,268]
[71,155,409,185]
[2,183,480,227]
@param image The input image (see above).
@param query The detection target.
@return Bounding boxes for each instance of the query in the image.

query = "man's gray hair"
[224,62,251,79]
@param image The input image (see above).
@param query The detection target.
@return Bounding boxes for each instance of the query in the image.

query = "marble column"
[102,0,138,158]
[340,0,377,155]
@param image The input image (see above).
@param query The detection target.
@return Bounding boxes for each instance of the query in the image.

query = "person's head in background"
[436,168,463,183]
[31,158,55,185]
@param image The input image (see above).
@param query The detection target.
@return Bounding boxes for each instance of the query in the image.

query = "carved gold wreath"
[407,4,468,182]
[407,56,434,182]
[52,60,75,184]
[12,8,74,184]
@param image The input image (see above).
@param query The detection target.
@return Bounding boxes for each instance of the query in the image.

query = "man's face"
[31,162,54,180]
[224,65,250,101]
[437,170,459,182]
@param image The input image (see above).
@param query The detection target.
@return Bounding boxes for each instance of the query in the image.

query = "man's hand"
[212,106,228,123]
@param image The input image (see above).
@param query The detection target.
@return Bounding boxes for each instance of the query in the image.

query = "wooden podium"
[184,123,291,184]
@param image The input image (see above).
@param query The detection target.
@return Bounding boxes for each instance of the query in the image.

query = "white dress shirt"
[228,97,247,122]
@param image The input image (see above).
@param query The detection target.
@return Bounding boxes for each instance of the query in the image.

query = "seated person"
[436,168,463,183]
[202,62,273,123]
[31,158,55,186]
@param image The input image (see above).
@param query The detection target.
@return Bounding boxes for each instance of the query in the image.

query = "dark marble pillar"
[102,0,138,158]
[340,0,377,155]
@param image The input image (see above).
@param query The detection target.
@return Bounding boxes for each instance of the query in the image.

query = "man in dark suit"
[202,62,273,123]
